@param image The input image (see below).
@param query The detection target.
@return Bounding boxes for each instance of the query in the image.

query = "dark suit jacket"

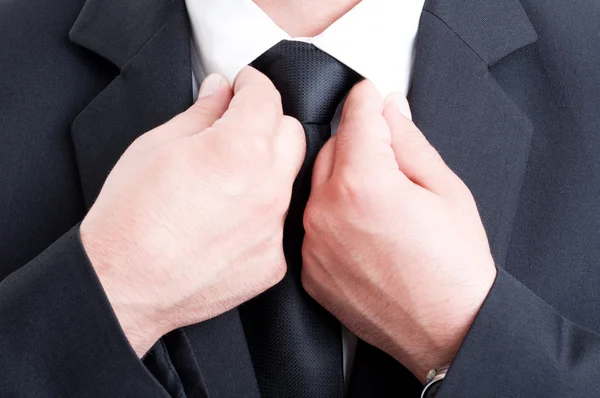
[2,0,600,396]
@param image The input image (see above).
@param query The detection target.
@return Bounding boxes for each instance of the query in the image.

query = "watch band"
[420,365,450,398]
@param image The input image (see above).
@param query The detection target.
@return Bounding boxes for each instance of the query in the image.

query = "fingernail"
[199,73,223,99]
[386,92,412,120]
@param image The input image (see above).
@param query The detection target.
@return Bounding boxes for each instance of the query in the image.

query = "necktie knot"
[251,40,361,124]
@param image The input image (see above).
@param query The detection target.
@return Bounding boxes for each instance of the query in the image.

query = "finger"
[274,116,306,186]
[333,80,397,173]
[215,66,283,140]
[384,93,459,195]
[166,73,233,139]
[312,136,336,187]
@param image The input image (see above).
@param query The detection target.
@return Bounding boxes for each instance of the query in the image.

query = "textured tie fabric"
[239,40,361,398]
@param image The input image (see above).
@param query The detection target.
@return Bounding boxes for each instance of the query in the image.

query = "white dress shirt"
[184,0,425,381]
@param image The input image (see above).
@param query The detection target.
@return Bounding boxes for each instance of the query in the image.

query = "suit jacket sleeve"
[438,267,600,397]
[0,225,170,397]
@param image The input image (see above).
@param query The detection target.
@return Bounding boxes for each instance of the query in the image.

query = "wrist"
[399,334,459,384]
[100,284,166,357]
[80,222,169,357]
[399,267,497,382]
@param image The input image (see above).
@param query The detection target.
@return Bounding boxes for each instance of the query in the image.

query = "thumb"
[164,73,233,140]
[333,80,397,174]
[384,93,458,195]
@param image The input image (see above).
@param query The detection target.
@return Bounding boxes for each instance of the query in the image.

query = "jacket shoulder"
[0,0,113,131]
[0,0,109,100]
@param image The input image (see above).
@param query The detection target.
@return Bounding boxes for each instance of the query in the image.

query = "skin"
[83,0,497,383]
[81,68,306,356]
[301,81,496,382]
[254,0,362,37]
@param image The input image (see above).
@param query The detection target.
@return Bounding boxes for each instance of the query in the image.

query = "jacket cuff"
[437,267,597,397]
[0,225,169,397]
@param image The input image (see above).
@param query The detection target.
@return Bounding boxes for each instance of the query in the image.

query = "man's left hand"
[301,80,498,381]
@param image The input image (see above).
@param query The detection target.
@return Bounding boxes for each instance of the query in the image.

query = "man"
[1,0,600,396]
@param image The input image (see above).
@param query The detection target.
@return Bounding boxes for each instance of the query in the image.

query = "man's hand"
[301,80,497,381]
[80,67,305,357]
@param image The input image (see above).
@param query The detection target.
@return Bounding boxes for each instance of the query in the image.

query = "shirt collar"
[185,0,425,97]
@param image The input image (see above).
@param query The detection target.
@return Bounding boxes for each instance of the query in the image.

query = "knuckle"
[336,171,384,211]
[289,120,307,153]
[268,87,283,110]
[242,107,275,135]
[302,203,321,233]
[455,178,475,201]
[258,179,284,208]
[276,138,305,170]
[338,170,369,200]
[229,135,268,163]
[272,191,292,213]
[266,258,287,287]
[263,90,283,119]
[300,266,319,298]
[229,138,254,162]
[241,140,273,170]
[280,115,304,139]
[300,266,313,291]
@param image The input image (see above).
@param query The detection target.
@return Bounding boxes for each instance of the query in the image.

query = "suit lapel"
[350,0,538,396]
[69,1,260,397]
[412,0,538,265]
[69,0,192,205]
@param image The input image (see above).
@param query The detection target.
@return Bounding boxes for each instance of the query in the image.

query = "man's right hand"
[80,67,305,357]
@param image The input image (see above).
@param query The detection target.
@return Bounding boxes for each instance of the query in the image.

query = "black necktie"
[239,40,361,398]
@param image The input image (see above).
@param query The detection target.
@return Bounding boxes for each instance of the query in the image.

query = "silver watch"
[420,365,450,398]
